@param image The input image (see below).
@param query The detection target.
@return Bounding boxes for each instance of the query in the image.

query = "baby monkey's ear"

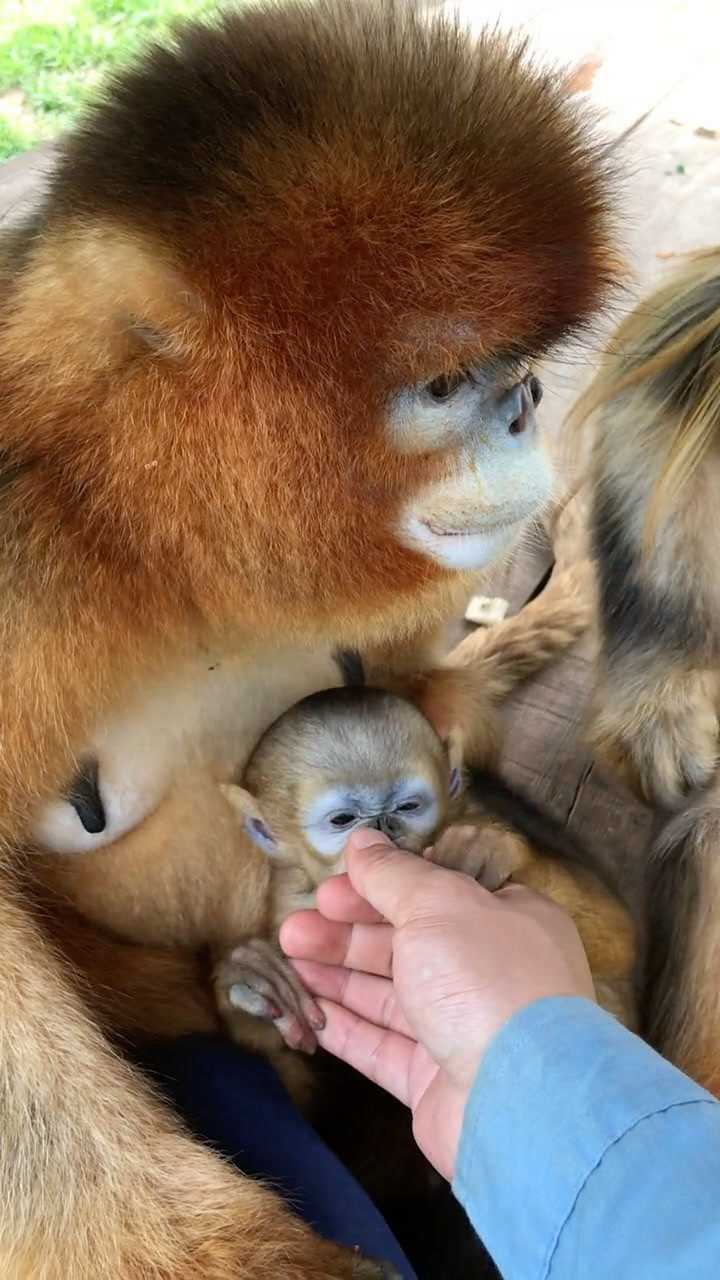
[219,784,279,858]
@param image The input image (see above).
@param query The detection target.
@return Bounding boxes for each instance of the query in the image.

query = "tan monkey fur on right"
[0,1,620,1274]
[570,247,720,1095]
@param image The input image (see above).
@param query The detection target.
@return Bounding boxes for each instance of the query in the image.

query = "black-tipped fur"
[592,480,706,663]
[333,648,366,688]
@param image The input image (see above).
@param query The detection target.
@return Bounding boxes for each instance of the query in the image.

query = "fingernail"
[350,827,393,851]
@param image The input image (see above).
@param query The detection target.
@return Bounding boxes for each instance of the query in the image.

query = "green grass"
[0,0,220,161]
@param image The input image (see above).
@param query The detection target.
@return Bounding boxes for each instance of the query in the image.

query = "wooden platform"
[0,143,656,903]
[481,542,655,902]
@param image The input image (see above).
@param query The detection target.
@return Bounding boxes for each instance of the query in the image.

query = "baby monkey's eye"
[330,812,356,828]
[396,800,420,813]
[425,371,466,402]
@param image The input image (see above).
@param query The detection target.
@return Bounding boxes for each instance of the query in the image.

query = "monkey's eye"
[425,372,465,402]
[330,812,356,828]
[396,800,420,813]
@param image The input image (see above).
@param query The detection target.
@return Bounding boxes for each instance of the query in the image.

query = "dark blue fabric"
[131,1034,417,1279]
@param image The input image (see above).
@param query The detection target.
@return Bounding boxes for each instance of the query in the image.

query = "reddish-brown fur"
[0,2,617,1274]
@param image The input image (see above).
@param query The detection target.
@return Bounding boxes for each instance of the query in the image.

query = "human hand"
[280,828,595,1179]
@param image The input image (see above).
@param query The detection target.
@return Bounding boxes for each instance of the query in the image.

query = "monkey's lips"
[399,512,523,571]
[422,517,512,539]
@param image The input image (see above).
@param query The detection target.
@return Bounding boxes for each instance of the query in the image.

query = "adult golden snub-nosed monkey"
[0,0,619,1273]
[573,247,720,1096]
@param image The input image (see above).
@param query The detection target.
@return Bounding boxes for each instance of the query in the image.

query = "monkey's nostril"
[528,374,543,407]
[508,377,540,435]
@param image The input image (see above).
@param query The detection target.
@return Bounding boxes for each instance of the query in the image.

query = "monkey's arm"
[590,662,719,809]
[33,886,220,1038]
[363,561,592,764]
[5,863,385,1279]
[445,559,592,701]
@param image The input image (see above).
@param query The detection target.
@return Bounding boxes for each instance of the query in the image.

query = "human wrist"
[444,981,594,1095]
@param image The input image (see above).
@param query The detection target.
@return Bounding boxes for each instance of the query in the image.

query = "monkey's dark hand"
[423,821,530,890]
[214,938,325,1053]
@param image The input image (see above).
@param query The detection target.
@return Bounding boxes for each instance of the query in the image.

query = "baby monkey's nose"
[498,373,542,438]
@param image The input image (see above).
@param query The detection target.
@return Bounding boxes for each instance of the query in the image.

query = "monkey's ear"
[219,784,279,857]
[446,728,465,798]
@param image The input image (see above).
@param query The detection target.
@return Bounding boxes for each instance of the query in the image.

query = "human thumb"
[346,827,441,925]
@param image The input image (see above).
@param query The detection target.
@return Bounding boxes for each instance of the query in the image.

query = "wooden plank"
[499,620,654,900]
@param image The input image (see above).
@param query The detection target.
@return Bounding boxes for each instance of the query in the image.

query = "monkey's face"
[295,757,452,878]
[240,687,459,883]
[390,366,550,572]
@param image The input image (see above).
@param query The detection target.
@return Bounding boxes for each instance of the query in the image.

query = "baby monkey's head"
[225,687,463,884]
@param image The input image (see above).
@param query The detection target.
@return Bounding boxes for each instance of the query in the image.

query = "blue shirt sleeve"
[451,995,720,1279]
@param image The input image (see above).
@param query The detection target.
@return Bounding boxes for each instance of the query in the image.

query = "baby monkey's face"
[240,687,463,886]
[296,755,453,877]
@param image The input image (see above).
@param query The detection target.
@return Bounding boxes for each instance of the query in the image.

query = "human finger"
[291,959,413,1036]
[346,828,484,924]
[314,998,416,1105]
[315,873,385,924]
[280,910,394,977]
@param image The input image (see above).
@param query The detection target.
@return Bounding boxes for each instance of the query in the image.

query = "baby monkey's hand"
[424,821,530,891]
[214,938,325,1054]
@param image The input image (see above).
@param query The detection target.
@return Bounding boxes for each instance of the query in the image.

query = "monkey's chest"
[32,644,341,856]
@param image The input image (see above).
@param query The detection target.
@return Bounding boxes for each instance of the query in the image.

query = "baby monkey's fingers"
[424,822,529,890]
[214,938,325,1054]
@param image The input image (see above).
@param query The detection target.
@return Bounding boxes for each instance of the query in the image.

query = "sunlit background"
[0,0,219,160]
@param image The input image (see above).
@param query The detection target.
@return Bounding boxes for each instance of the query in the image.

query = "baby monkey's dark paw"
[214,938,325,1054]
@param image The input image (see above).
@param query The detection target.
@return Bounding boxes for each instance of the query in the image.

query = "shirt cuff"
[452,995,715,1280]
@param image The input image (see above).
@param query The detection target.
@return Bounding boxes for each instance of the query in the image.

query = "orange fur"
[0,1,617,1273]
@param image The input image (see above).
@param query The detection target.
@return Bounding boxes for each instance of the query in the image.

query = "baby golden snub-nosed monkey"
[214,685,464,1051]
[33,613,570,1062]
[36,607,636,1080]
[216,679,637,1047]
[0,0,621,1269]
